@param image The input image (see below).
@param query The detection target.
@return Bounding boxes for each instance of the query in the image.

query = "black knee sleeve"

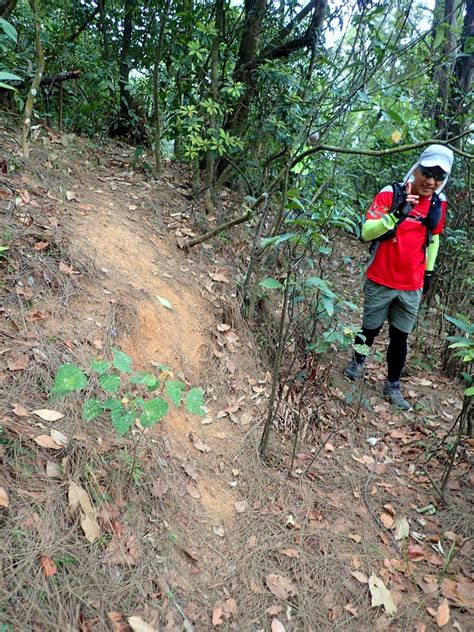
[387,324,409,383]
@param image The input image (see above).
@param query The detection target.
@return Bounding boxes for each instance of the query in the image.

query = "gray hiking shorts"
[362,279,423,333]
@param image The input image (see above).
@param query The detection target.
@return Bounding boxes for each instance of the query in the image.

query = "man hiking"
[344,144,454,411]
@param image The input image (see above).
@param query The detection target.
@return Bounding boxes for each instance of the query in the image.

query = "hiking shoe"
[383,380,412,411]
[344,358,366,381]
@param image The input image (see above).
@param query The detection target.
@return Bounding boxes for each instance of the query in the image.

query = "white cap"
[419,144,454,174]
[402,144,454,194]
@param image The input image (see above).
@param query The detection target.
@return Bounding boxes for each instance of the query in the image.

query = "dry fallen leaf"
[186,482,201,499]
[393,516,410,541]
[266,605,283,616]
[151,478,169,498]
[408,544,425,561]
[280,548,300,559]
[193,437,211,453]
[59,261,79,275]
[344,603,358,617]
[265,573,298,600]
[216,323,231,332]
[50,429,69,446]
[34,241,49,251]
[441,576,474,608]
[34,434,63,450]
[271,619,286,632]
[68,480,100,543]
[104,534,139,566]
[213,525,225,538]
[107,612,129,632]
[12,403,30,417]
[212,604,224,626]
[234,500,247,513]
[40,555,57,577]
[127,616,154,632]
[32,409,64,422]
[7,354,29,371]
[380,512,394,529]
[351,570,368,584]
[46,461,62,479]
[348,533,362,543]
[435,599,450,628]
[0,486,9,508]
[209,270,230,283]
[368,573,397,616]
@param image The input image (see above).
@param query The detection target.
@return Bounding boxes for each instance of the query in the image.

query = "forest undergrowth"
[0,122,472,632]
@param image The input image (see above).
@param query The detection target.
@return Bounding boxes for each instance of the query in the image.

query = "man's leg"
[344,325,382,380]
[386,324,408,383]
[383,289,422,410]
[344,280,393,380]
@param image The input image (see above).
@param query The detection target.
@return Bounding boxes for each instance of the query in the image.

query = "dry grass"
[0,121,472,632]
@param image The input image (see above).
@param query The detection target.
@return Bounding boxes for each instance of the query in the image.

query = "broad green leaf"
[166,380,185,407]
[51,364,87,395]
[82,399,103,422]
[448,341,470,349]
[185,388,205,417]
[0,18,17,43]
[321,295,334,317]
[103,398,121,410]
[464,386,474,397]
[260,277,283,290]
[156,295,173,310]
[90,359,111,374]
[111,409,134,436]
[140,397,169,427]
[444,315,473,334]
[0,71,21,82]
[0,81,18,91]
[129,372,159,389]
[112,348,133,373]
[99,373,121,393]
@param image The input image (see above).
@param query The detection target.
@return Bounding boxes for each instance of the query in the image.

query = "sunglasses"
[420,166,447,181]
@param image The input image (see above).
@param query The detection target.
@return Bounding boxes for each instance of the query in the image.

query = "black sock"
[354,325,382,364]
[387,324,408,383]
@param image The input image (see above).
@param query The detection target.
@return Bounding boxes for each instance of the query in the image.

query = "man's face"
[412,166,447,197]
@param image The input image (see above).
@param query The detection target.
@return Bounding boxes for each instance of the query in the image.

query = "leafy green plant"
[50,348,205,487]
[50,348,206,435]
[445,315,473,397]
[0,18,21,91]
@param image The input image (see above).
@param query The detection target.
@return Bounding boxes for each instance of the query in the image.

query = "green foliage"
[51,365,87,396]
[0,17,20,90]
[50,350,205,436]
[260,277,283,290]
[445,314,473,396]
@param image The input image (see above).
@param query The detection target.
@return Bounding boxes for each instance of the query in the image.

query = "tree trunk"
[225,0,267,137]
[153,0,170,173]
[218,0,327,177]
[432,0,457,130]
[58,0,68,130]
[118,0,135,134]
[22,0,45,158]
[97,0,110,62]
[445,0,473,141]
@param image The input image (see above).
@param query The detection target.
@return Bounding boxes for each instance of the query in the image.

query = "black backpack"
[369,182,442,251]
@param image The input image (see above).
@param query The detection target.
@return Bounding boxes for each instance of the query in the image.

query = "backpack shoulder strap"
[421,192,443,246]
[371,182,406,244]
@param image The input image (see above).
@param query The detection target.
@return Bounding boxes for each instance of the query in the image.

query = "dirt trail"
[71,164,239,524]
